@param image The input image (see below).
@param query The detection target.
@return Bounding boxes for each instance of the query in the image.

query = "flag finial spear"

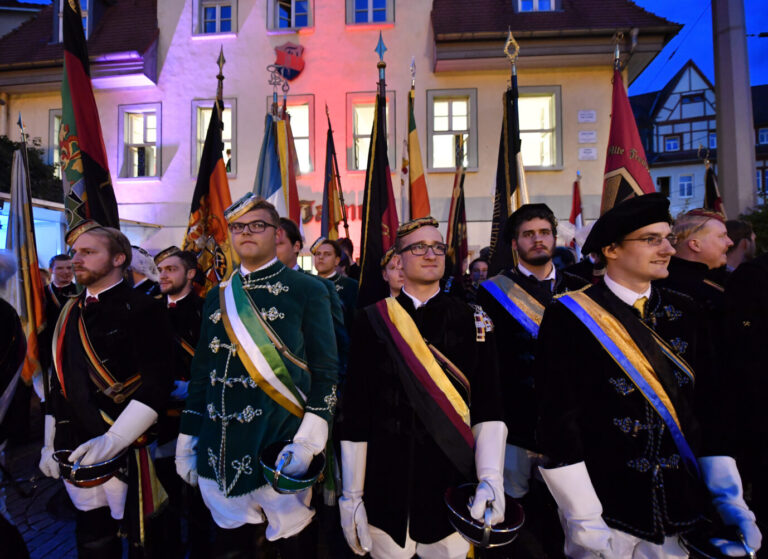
[216,46,226,101]
[410,56,416,87]
[375,32,387,82]
[612,32,623,70]
[504,28,520,76]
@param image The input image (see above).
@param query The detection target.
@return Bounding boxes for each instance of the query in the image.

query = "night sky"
[630,0,768,94]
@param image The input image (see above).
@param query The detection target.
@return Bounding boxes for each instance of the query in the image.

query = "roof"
[0,0,157,69]
[431,0,680,39]
[0,0,41,10]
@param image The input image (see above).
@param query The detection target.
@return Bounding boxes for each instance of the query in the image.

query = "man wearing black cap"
[338,216,506,559]
[477,203,585,553]
[536,193,761,558]
[39,222,174,558]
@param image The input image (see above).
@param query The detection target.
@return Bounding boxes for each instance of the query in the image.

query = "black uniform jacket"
[477,267,586,450]
[536,281,713,544]
[338,291,504,547]
[39,282,79,372]
[0,299,26,446]
[48,281,174,450]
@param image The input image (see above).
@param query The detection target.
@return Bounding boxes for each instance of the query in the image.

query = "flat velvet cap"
[225,192,260,223]
[396,216,439,239]
[582,193,671,254]
[154,246,181,265]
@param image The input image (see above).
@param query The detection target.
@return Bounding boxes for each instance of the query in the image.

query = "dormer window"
[518,0,556,12]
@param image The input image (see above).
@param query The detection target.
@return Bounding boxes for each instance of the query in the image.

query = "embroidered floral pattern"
[608,377,636,396]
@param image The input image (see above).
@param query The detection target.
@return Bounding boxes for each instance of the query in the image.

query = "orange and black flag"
[407,86,430,219]
[446,136,468,286]
[601,66,656,214]
[321,112,344,240]
[182,98,236,294]
[60,0,119,232]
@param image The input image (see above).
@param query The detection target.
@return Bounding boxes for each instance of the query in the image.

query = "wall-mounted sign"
[578,148,599,161]
[578,110,597,123]
[578,130,598,144]
[275,42,305,81]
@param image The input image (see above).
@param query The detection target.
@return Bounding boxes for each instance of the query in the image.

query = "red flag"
[704,163,726,217]
[407,87,430,219]
[601,68,655,214]
[569,178,583,227]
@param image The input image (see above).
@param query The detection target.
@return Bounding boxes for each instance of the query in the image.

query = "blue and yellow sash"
[558,291,700,477]
[482,275,545,338]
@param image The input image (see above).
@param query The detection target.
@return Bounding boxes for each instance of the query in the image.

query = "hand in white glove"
[170,380,189,400]
[68,400,158,466]
[340,440,372,556]
[701,456,762,556]
[472,421,507,525]
[39,415,59,479]
[339,494,373,555]
[540,462,618,557]
[175,433,198,486]
[275,412,328,478]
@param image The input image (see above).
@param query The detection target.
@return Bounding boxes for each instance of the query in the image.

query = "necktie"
[633,296,647,318]
[168,302,177,309]
[85,296,98,306]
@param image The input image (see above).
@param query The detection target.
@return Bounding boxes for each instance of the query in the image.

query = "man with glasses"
[176,194,339,558]
[536,193,760,558]
[477,203,586,555]
[337,217,506,558]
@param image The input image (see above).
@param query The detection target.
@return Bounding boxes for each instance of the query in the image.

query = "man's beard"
[163,280,188,296]
[518,246,553,267]
[74,262,113,286]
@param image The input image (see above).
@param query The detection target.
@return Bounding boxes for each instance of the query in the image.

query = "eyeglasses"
[399,242,448,256]
[228,220,277,234]
[622,234,677,247]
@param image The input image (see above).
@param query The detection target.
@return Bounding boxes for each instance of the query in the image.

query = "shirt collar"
[604,274,651,307]
[85,278,123,300]
[292,263,301,271]
[401,285,440,309]
[517,262,556,283]
[241,257,278,276]
[168,290,190,306]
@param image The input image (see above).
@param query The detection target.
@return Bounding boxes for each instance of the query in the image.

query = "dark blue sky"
[630,0,768,94]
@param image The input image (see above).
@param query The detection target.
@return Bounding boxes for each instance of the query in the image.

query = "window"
[49,109,62,179]
[657,176,670,198]
[665,135,680,152]
[193,0,237,35]
[57,0,88,42]
[518,0,555,12]
[192,99,236,176]
[519,86,562,169]
[346,0,393,24]
[759,128,768,145]
[709,132,717,150]
[757,170,763,195]
[346,91,395,171]
[681,93,705,104]
[268,0,311,30]
[118,104,161,178]
[426,89,478,170]
[265,95,314,173]
[679,175,693,198]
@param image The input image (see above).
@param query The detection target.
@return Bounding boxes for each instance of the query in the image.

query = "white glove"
[175,433,198,486]
[540,462,619,557]
[339,440,372,556]
[471,421,507,525]
[68,400,158,466]
[170,380,189,400]
[39,415,59,479]
[276,412,328,478]
[700,456,762,556]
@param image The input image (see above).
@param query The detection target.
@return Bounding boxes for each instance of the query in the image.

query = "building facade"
[0,0,678,257]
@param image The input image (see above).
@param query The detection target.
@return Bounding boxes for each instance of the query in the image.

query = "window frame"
[267,0,313,31]
[265,94,315,174]
[191,98,237,178]
[345,0,394,25]
[708,132,717,150]
[664,135,681,152]
[757,169,764,195]
[117,103,162,180]
[758,128,768,145]
[426,88,478,172]
[193,0,237,35]
[48,108,62,178]
[678,174,694,199]
[345,90,396,172]
[518,85,563,171]
[517,0,557,12]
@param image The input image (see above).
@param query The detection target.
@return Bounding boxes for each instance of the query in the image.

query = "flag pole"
[326,103,350,238]
[505,31,529,206]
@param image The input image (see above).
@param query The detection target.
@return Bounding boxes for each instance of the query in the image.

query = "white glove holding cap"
[276,412,328,478]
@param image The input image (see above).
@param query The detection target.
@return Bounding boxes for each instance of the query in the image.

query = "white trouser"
[198,477,314,541]
[504,444,545,498]
[367,524,470,559]
[63,477,129,520]
[564,525,688,559]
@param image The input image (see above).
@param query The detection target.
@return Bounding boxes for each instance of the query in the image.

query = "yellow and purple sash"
[482,275,545,338]
[558,291,700,477]
[370,297,474,478]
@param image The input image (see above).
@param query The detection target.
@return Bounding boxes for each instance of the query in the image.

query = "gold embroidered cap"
[224,192,261,224]
[65,220,102,247]
[309,237,328,255]
[396,216,439,239]
[154,245,182,265]
[380,246,397,268]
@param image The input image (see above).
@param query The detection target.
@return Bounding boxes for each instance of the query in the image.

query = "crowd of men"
[0,190,765,559]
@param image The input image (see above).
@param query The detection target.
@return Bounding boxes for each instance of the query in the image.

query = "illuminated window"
[268,0,311,30]
[665,135,681,152]
[346,0,393,24]
[679,175,693,198]
[519,87,562,169]
[118,104,161,178]
[759,128,768,145]
[192,99,236,177]
[49,109,62,179]
[346,91,395,171]
[518,0,556,12]
[427,89,477,170]
[265,95,315,173]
